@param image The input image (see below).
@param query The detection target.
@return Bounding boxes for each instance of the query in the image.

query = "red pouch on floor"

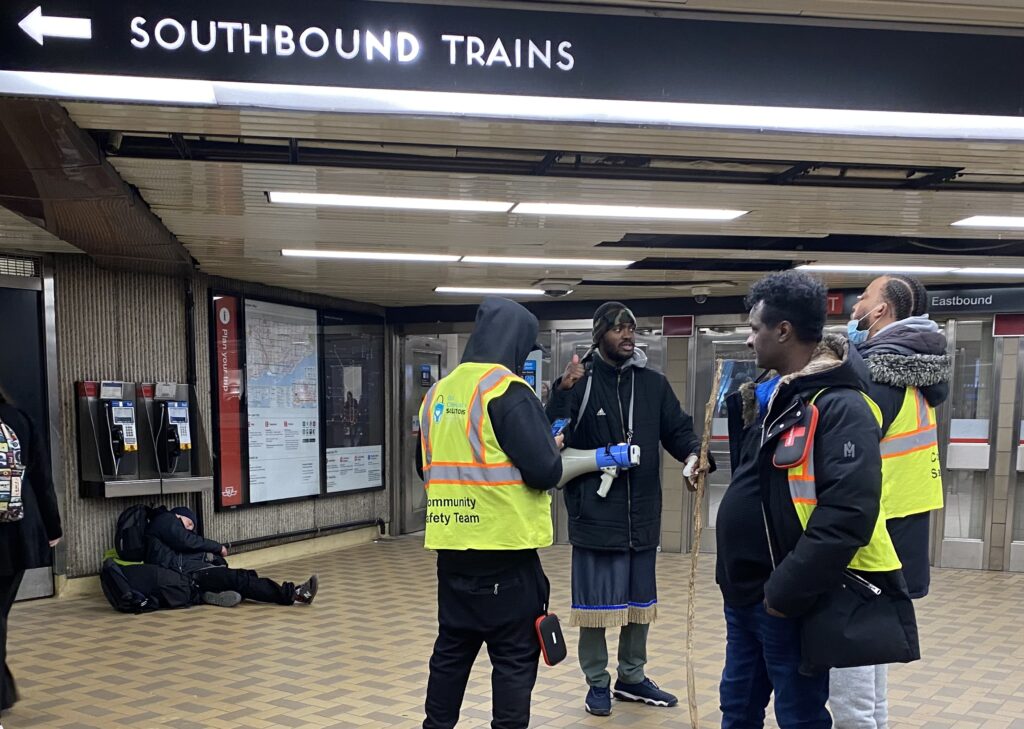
[535,613,567,667]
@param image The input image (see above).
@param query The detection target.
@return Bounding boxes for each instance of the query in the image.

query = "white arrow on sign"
[19,6,92,45]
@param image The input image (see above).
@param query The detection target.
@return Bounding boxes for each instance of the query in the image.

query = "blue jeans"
[720,603,831,729]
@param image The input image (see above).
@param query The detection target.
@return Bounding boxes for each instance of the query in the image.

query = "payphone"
[76,380,144,493]
[138,383,193,478]
[139,381,212,496]
[77,381,212,498]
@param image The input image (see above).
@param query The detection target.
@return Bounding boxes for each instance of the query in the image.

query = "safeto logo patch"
[433,396,445,423]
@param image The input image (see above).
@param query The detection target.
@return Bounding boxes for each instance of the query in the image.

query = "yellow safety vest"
[879,387,944,520]
[418,362,552,551]
[786,391,902,572]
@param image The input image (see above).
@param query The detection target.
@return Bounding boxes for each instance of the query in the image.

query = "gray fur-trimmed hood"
[865,352,951,390]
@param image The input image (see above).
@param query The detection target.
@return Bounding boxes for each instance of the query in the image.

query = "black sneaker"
[201,590,242,607]
[294,574,318,604]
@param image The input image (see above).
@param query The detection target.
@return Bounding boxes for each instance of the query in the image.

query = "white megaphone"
[558,444,641,497]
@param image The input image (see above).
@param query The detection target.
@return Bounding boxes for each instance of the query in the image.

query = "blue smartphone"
[551,418,571,437]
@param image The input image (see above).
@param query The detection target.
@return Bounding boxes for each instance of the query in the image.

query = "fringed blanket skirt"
[569,546,658,628]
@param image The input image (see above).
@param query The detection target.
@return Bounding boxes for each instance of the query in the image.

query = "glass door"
[935,319,997,569]
[689,324,758,553]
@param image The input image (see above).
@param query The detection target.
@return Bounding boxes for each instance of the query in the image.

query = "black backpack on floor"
[114,505,152,562]
[100,558,196,614]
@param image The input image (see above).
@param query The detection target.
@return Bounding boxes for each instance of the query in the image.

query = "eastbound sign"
[842,287,1024,316]
[6,1,1024,123]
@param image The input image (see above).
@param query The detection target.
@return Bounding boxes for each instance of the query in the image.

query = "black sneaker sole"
[584,702,612,717]
[612,690,677,707]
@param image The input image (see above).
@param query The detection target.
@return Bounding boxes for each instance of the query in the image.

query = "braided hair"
[882,275,928,319]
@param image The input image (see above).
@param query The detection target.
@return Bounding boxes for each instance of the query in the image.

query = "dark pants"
[0,571,24,714]
[423,553,548,729]
[192,567,294,605]
[720,603,831,729]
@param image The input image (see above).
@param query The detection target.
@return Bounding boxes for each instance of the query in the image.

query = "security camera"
[536,279,577,298]
[693,286,711,304]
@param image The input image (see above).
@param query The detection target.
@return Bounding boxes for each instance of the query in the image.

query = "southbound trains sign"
[5,1,1024,131]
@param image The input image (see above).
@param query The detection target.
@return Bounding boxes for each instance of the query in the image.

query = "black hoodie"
[416,298,563,574]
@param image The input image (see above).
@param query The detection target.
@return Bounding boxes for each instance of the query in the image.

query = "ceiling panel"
[506,0,1024,28]
[0,207,78,254]
[104,156,1024,306]
[64,102,1024,178]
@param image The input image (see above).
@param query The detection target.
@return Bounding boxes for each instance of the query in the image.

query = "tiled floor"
[5,536,1024,728]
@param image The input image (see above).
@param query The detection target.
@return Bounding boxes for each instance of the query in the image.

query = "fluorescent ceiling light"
[12,71,1024,141]
[435,286,545,296]
[954,267,1024,275]
[797,264,957,274]
[951,216,1024,228]
[511,202,746,221]
[12,71,1024,142]
[282,249,459,262]
[268,191,513,213]
[460,255,634,267]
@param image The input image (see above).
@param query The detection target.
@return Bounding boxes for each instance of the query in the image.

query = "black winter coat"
[0,404,62,575]
[145,507,225,575]
[723,336,910,619]
[857,319,951,598]
[547,350,705,551]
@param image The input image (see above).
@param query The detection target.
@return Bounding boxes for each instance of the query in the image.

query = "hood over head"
[860,316,947,358]
[461,297,542,372]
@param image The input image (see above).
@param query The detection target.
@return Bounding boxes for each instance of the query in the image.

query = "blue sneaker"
[612,677,678,707]
[585,685,612,716]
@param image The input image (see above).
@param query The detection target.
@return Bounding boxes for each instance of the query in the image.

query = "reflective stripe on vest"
[418,362,552,551]
[786,390,901,573]
[879,387,944,520]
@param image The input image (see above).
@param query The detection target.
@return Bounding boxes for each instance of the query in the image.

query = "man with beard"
[547,302,705,717]
[831,275,949,729]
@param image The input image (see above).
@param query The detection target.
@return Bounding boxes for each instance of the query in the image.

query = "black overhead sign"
[4,1,1024,116]
[842,287,1024,315]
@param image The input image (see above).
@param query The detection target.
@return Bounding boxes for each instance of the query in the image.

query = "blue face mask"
[847,317,869,346]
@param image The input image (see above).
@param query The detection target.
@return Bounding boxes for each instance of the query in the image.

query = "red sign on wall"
[994,313,1024,337]
[826,293,845,316]
[663,315,695,337]
[215,296,245,507]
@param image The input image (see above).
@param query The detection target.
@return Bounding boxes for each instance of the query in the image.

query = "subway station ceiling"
[2,0,1024,306]
[41,100,1024,307]
[530,0,1024,28]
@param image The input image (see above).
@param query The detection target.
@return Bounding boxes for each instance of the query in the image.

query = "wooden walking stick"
[687,358,725,729]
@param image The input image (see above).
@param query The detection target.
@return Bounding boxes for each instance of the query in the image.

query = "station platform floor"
[5,535,1024,728]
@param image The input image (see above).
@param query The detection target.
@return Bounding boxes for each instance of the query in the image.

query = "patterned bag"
[0,419,25,522]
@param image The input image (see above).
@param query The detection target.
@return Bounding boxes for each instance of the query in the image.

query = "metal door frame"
[1005,338,1024,570]
[0,256,58,599]
[933,317,1001,570]
[685,316,753,553]
[395,336,447,535]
